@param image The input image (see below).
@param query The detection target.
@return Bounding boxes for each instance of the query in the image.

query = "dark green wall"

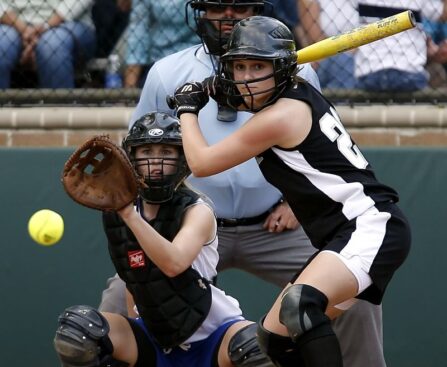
[1,148,446,366]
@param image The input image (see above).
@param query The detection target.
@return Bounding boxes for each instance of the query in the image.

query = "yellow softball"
[28,209,64,246]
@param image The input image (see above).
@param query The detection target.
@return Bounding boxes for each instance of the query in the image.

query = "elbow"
[188,161,210,178]
[190,168,207,178]
[163,267,182,278]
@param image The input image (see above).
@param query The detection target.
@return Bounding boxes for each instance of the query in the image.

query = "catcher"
[54,112,273,367]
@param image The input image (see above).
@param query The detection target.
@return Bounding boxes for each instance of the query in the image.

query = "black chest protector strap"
[147,188,197,241]
[102,188,212,348]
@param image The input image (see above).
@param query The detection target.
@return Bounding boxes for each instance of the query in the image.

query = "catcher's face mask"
[133,144,187,204]
[123,112,190,204]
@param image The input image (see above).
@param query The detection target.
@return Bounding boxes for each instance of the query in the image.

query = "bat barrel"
[407,10,416,27]
[296,10,416,64]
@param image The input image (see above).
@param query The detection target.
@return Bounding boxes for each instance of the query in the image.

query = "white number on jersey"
[319,107,368,169]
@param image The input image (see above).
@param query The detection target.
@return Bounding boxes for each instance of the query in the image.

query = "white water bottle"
[105,54,123,88]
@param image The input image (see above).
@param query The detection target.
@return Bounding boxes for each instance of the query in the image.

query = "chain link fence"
[1,0,447,106]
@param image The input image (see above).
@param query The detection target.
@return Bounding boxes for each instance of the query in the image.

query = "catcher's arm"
[116,201,215,277]
[62,135,141,211]
[126,289,138,318]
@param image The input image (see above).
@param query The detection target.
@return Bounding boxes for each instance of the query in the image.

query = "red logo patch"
[128,250,146,268]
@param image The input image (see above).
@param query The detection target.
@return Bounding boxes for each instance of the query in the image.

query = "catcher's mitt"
[62,135,140,211]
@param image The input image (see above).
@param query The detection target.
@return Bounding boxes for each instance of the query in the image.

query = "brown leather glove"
[62,135,141,211]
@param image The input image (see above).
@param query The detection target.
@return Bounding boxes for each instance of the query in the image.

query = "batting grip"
[296,10,416,64]
[166,95,176,109]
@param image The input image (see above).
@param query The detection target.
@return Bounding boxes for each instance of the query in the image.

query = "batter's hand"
[202,75,227,105]
[203,75,245,109]
[263,201,300,233]
[172,81,209,117]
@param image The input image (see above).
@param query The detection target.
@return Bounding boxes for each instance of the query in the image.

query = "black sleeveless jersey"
[257,82,398,248]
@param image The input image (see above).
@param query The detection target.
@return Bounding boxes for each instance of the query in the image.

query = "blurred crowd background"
[1,0,447,105]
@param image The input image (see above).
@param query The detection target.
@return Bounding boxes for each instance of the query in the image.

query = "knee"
[279,284,330,342]
[37,28,73,61]
[53,305,119,367]
[0,26,21,66]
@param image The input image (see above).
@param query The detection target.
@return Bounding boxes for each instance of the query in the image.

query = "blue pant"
[357,68,428,92]
[0,22,96,88]
[134,318,241,367]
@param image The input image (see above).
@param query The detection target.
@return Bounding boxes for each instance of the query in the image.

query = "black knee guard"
[256,317,303,367]
[54,305,128,367]
[279,285,343,367]
[228,323,273,367]
[279,284,330,342]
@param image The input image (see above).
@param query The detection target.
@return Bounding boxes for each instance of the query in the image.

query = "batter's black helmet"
[123,112,190,204]
[220,15,297,111]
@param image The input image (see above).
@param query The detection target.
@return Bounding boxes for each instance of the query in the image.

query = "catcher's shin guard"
[54,305,128,367]
[228,323,274,367]
[257,317,303,367]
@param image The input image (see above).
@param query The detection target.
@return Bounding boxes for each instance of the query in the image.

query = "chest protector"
[102,188,212,348]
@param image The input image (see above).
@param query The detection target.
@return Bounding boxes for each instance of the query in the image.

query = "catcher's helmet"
[123,112,190,204]
[186,0,265,56]
[220,15,297,111]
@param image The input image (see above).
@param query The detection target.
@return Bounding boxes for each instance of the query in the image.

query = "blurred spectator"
[92,0,130,58]
[123,0,199,88]
[423,0,447,86]
[298,0,358,89]
[355,0,443,92]
[0,0,96,89]
[267,0,302,47]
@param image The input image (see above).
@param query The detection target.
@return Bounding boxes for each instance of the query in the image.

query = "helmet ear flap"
[275,56,297,86]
